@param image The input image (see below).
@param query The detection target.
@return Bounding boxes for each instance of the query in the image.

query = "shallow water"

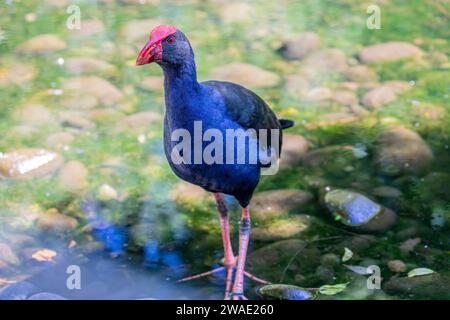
[0,0,449,300]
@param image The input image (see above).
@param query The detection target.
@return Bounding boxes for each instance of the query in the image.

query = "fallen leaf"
[319,282,349,295]
[344,265,374,276]
[342,247,353,262]
[31,249,57,262]
[407,268,435,278]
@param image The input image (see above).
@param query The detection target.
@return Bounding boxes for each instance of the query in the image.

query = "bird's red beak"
[136,25,177,66]
[136,40,162,66]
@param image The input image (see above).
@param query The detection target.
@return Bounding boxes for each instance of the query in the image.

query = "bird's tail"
[279,119,294,129]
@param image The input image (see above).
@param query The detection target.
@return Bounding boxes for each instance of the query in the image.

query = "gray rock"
[359,42,424,63]
[252,189,313,222]
[278,32,321,60]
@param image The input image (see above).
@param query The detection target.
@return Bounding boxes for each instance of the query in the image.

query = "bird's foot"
[231,292,248,300]
[177,266,225,283]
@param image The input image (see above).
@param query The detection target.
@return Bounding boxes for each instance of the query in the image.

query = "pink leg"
[179,193,235,300]
[232,206,251,300]
[214,193,235,300]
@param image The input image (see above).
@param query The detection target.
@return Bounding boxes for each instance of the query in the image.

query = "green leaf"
[319,282,349,296]
[407,268,435,278]
[342,247,353,262]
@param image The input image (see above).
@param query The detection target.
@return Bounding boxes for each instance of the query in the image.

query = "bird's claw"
[231,292,248,300]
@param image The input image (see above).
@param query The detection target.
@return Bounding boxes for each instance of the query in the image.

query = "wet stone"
[374,126,433,176]
[252,215,316,241]
[252,189,313,222]
[257,284,312,300]
[324,189,396,232]
[37,208,78,232]
[384,273,450,299]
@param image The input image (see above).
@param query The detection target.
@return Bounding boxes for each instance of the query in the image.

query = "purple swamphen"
[136,25,294,300]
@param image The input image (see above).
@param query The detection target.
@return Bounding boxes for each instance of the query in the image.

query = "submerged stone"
[252,189,313,222]
[27,292,67,300]
[324,189,396,232]
[384,273,450,299]
[257,284,313,300]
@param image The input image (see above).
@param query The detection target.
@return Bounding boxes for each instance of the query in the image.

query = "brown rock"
[15,34,66,55]
[63,76,123,106]
[359,42,424,63]
[374,126,433,175]
[279,134,309,168]
[210,63,280,89]
[278,32,321,60]
[37,208,78,232]
[58,160,89,193]
[387,260,407,273]
[362,86,397,108]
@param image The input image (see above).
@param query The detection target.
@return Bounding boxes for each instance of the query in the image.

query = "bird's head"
[136,25,193,67]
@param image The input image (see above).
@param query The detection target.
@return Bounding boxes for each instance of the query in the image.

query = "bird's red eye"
[167,37,175,44]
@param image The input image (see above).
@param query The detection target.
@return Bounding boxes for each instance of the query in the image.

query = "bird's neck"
[162,61,200,104]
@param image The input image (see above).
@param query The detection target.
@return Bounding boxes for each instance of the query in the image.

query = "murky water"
[0,0,449,300]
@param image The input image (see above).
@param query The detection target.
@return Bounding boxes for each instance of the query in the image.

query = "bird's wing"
[202,80,283,160]
[202,80,281,132]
